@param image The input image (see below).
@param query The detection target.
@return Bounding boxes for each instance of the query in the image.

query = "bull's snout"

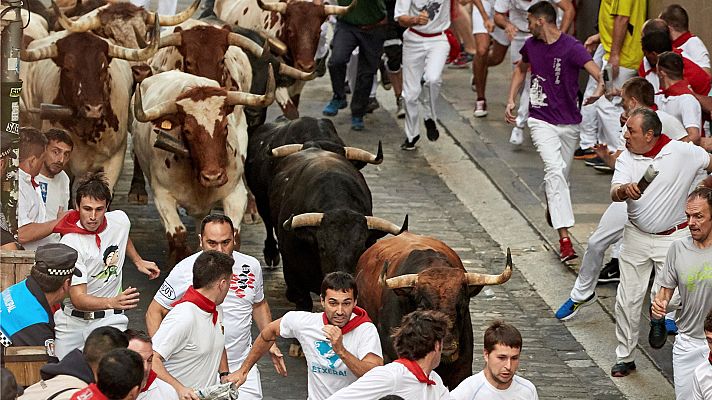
[295,59,316,73]
[83,104,103,119]
[199,170,227,188]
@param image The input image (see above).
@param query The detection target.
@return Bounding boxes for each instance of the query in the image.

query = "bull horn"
[256,0,287,14]
[279,63,317,81]
[154,129,189,157]
[365,215,406,235]
[271,144,303,157]
[145,0,200,26]
[158,32,182,49]
[384,273,419,289]
[226,64,275,107]
[133,82,178,122]
[465,248,513,286]
[324,0,357,16]
[257,31,287,56]
[228,32,264,57]
[343,141,383,164]
[108,18,160,61]
[20,43,59,61]
[52,0,101,32]
[283,212,324,231]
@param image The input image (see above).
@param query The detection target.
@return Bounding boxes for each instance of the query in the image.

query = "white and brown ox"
[20,30,158,191]
[215,0,356,118]
[131,69,275,263]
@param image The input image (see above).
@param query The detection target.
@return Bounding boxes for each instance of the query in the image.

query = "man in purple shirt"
[505,1,604,262]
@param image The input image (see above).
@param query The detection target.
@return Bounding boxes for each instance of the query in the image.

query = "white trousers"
[593,60,637,150]
[580,44,606,149]
[230,364,262,400]
[674,334,710,400]
[54,308,129,360]
[615,223,689,363]
[527,118,579,229]
[510,35,530,130]
[570,201,627,302]
[402,30,450,140]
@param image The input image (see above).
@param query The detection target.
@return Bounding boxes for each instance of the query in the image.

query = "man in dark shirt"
[1,130,20,250]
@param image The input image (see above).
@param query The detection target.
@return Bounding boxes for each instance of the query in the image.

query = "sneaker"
[574,147,597,160]
[555,293,597,321]
[559,237,578,262]
[474,99,488,117]
[323,96,347,116]
[425,119,439,141]
[448,53,470,69]
[593,164,614,173]
[611,361,636,377]
[351,116,364,131]
[598,258,620,283]
[585,156,606,167]
[366,97,380,114]
[648,317,667,349]
[401,135,420,151]
[510,127,524,145]
[396,97,406,119]
[665,318,678,335]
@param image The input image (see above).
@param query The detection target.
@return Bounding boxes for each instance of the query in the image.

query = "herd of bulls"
[14,0,514,387]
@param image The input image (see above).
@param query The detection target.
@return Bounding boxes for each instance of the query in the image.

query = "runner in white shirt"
[692,310,712,400]
[36,129,72,245]
[659,4,711,74]
[656,52,702,144]
[125,329,179,400]
[326,310,450,400]
[609,108,712,378]
[53,172,160,360]
[229,272,383,400]
[145,214,284,400]
[452,321,537,400]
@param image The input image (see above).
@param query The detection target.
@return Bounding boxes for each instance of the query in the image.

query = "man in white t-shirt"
[659,4,711,75]
[451,321,537,400]
[152,251,234,400]
[326,310,450,400]
[229,272,383,400]
[692,309,712,400]
[609,108,712,378]
[145,214,284,400]
[656,51,702,144]
[125,329,178,400]
[36,129,72,240]
[53,172,160,360]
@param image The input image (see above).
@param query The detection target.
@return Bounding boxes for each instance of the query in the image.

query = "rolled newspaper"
[195,382,239,400]
[637,164,658,194]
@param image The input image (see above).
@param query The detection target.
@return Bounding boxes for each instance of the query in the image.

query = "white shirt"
[656,93,702,129]
[153,250,264,370]
[693,360,712,400]
[678,35,711,70]
[612,140,711,233]
[60,210,131,310]
[280,311,383,400]
[18,169,55,251]
[36,171,70,245]
[450,371,538,400]
[493,0,561,33]
[153,302,225,389]
[137,376,179,400]
[615,110,689,151]
[326,362,450,400]
[394,0,451,35]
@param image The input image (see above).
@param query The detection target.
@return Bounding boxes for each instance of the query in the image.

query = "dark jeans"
[328,20,385,118]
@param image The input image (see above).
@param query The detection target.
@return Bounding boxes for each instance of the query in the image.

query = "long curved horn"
[145,0,200,26]
[228,32,264,57]
[257,31,287,56]
[283,212,324,231]
[226,64,275,107]
[158,32,182,49]
[279,63,316,81]
[365,215,406,235]
[465,248,513,286]
[108,18,159,61]
[20,43,59,61]
[52,0,101,32]
[384,273,418,289]
[324,0,357,16]
[256,0,287,14]
[133,83,178,122]
[344,141,383,164]
[271,144,303,157]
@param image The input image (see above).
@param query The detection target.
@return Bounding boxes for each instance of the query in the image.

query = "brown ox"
[355,232,513,389]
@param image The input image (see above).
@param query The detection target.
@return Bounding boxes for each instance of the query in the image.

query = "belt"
[355,18,387,31]
[409,28,443,37]
[653,221,688,236]
[62,305,124,320]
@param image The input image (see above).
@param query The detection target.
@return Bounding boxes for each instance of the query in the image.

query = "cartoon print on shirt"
[92,245,120,283]
[420,1,441,20]
[229,264,255,298]
[315,340,340,369]
[530,75,548,108]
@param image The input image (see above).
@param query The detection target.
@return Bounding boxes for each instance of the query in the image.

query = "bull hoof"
[242,213,262,225]
[127,185,148,205]
[288,343,304,358]
[263,250,280,268]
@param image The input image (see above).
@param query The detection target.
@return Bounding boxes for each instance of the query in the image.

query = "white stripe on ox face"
[176,95,228,138]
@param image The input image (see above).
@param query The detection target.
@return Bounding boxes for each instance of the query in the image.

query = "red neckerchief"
[52,210,107,248]
[322,306,372,335]
[651,104,658,111]
[672,31,694,48]
[31,177,39,188]
[642,134,672,158]
[662,80,694,97]
[394,358,436,385]
[638,60,653,77]
[141,370,158,393]
[70,384,109,400]
[172,286,219,325]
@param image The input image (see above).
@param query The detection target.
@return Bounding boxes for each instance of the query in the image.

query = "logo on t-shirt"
[315,340,340,368]
[229,264,255,298]
[91,245,121,283]
[420,1,441,20]
[159,282,176,300]
[530,75,548,108]
[39,182,48,204]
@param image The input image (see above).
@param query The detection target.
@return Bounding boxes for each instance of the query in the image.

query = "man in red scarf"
[325,310,450,399]
[229,272,383,400]
[659,4,711,76]
[125,330,178,400]
[657,51,703,145]
[70,348,144,400]
[609,108,712,378]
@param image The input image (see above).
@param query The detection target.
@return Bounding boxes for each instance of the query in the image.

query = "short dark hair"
[705,308,712,333]
[622,77,655,107]
[320,271,358,299]
[97,349,143,400]
[483,320,523,353]
[193,250,234,289]
[629,107,663,137]
[527,1,557,24]
[200,213,234,235]
[83,326,129,366]
[659,4,688,31]
[379,396,405,400]
[30,269,70,292]
[642,31,672,54]
[75,171,112,208]
[657,51,684,80]
[44,129,74,149]
[392,310,449,361]
[19,127,47,162]
[124,329,152,344]
[688,187,712,214]
[642,19,669,37]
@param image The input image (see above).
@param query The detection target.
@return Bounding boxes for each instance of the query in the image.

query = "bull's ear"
[392,287,413,297]
[221,24,232,32]
[467,285,483,298]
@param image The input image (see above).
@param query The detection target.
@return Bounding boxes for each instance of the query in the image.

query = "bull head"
[271,141,383,164]
[53,0,198,32]
[283,213,407,235]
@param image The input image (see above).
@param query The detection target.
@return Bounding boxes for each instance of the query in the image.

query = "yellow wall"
[649,0,712,46]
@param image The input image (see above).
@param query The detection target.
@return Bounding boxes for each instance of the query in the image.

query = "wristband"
[219,371,230,378]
